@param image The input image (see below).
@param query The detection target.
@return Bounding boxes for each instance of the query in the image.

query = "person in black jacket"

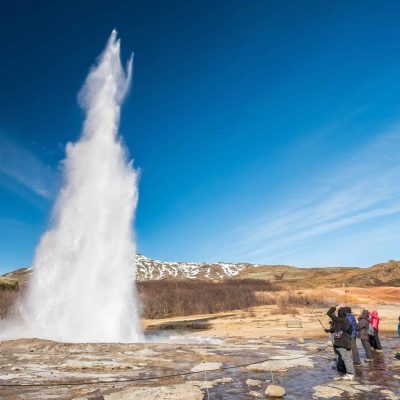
[327,305,355,380]
[325,320,346,373]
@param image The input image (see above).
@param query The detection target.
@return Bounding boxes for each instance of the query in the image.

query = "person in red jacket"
[369,310,383,351]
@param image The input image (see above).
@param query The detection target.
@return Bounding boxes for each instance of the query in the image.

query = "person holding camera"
[327,305,355,380]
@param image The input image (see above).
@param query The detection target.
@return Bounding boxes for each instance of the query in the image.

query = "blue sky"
[1,0,400,272]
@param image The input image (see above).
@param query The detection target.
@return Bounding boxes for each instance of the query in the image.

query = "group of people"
[326,305,383,381]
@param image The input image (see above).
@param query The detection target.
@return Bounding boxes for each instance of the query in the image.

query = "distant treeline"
[138,278,277,319]
[138,279,329,319]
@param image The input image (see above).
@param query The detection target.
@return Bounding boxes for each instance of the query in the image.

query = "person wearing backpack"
[327,305,355,380]
[369,310,383,352]
[357,310,372,362]
[344,307,361,366]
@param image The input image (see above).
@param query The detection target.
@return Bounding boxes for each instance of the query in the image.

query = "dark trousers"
[369,331,383,350]
[334,347,347,373]
[351,337,361,364]
[361,338,372,359]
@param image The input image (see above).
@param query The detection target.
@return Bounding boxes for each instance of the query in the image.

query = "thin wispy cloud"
[218,129,400,265]
[0,134,55,199]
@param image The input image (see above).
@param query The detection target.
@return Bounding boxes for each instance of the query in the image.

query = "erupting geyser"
[19,31,141,342]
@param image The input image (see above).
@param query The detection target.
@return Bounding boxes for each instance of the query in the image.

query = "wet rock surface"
[0,336,398,399]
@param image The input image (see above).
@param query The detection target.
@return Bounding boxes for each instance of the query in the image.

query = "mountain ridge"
[2,255,400,288]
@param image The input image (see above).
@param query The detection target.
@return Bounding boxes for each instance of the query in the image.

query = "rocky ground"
[0,334,399,400]
[1,287,399,399]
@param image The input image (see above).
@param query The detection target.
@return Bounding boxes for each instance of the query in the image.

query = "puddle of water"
[189,336,400,399]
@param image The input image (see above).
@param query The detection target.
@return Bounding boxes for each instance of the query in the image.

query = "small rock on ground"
[246,379,263,387]
[248,391,264,398]
[380,389,400,400]
[190,362,222,372]
[191,377,233,389]
[313,381,380,399]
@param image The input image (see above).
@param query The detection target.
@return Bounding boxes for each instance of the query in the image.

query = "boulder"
[265,384,286,398]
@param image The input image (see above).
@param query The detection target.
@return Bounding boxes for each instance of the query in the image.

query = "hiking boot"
[342,374,355,381]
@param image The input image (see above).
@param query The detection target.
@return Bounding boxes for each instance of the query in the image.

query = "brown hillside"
[238,260,400,288]
[237,265,354,287]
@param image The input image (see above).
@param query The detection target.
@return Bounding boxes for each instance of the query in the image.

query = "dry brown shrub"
[282,291,329,307]
[268,291,329,315]
[275,297,299,315]
[0,288,20,319]
[256,293,278,305]
[138,279,277,319]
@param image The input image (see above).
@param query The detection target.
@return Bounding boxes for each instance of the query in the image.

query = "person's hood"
[361,310,369,319]
[372,310,379,317]
[343,306,351,315]
[338,307,347,318]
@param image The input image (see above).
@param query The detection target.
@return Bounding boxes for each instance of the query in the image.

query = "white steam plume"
[16,30,141,342]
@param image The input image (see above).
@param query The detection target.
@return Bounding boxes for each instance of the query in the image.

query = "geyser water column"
[22,31,141,342]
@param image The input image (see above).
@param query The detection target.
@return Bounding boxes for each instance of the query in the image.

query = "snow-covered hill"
[4,255,256,283]
[136,254,254,280]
